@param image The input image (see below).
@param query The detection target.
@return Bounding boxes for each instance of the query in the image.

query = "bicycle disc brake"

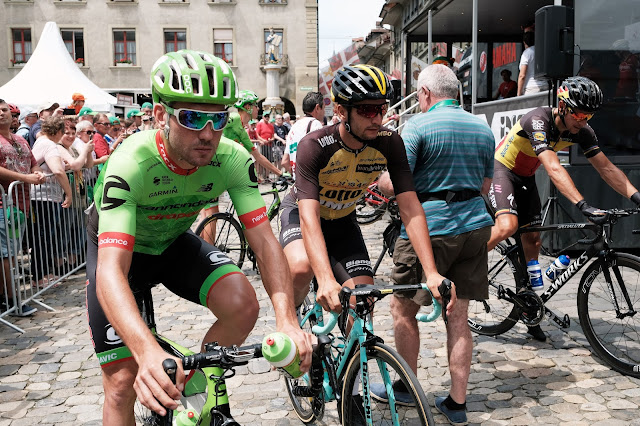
[516,289,545,326]
[210,409,239,426]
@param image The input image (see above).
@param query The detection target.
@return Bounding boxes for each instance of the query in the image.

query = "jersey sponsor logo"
[98,232,134,251]
[533,143,547,151]
[238,207,268,229]
[141,198,217,211]
[320,188,363,202]
[507,193,515,207]
[153,175,173,186]
[317,135,336,148]
[148,211,199,220]
[148,186,179,198]
[531,119,544,130]
[248,163,258,183]
[355,163,386,173]
[207,250,231,266]
[197,183,214,192]
[377,130,392,137]
[146,161,162,172]
[102,176,130,211]
[321,165,349,175]
[104,325,122,345]
[532,132,546,142]
[209,159,221,167]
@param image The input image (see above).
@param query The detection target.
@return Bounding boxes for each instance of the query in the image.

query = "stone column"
[262,64,285,115]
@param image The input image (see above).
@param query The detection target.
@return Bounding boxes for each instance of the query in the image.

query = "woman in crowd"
[59,119,94,267]
[29,117,73,286]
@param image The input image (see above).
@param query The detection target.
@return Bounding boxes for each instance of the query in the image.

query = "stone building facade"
[0,0,318,116]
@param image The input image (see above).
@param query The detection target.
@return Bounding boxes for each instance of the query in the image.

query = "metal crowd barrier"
[0,167,97,332]
[255,141,285,182]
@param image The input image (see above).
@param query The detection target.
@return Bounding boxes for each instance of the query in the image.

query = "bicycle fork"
[598,253,637,319]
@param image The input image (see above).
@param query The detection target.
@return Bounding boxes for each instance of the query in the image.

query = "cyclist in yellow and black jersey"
[488,76,640,342]
[279,64,455,323]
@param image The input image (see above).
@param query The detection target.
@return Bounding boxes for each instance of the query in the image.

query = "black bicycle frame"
[508,222,602,328]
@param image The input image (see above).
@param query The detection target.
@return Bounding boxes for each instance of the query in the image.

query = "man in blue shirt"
[376,64,494,425]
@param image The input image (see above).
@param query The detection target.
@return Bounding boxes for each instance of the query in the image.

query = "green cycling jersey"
[222,112,255,153]
[90,129,267,255]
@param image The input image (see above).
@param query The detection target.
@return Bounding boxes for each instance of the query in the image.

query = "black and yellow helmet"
[557,76,603,113]
[331,64,393,104]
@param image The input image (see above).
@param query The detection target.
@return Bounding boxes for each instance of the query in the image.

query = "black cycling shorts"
[278,195,373,284]
[86,231,241,368]
[489,161,542,227]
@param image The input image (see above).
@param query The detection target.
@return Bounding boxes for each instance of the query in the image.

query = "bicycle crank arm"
[543,307,570,328]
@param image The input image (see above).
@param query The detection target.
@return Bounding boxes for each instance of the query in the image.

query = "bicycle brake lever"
[438,279,452,325]
[163,358,178,384]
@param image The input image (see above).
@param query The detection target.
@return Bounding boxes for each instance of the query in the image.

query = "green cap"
[127,109,145,118]
[109,116,121,125]
[78,106,96,117]
[141,102,153,109]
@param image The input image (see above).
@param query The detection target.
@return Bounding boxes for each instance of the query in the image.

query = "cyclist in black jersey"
[487,76,640,341]
[279,64,455,316]
[88,50,311,424]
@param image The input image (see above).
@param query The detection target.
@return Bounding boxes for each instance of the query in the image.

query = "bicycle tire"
[285,295,325,423]
[195,212,246,268]
[134,401,169,426]
[356,197,387,225]
[341,342,433,426]
[468,242,522,336]
[577,252,640,378]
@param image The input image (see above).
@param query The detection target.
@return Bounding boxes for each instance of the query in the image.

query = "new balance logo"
[197,183,213,192]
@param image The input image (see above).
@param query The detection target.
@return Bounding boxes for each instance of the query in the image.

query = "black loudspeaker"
[534,5,574,80]
[390,79,401,108]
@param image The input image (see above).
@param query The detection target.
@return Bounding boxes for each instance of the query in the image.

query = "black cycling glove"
[576,200,607,224]
[631,192,640,207]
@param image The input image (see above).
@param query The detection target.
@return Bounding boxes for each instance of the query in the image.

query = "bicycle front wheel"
[341,343,433,426]
[578,253,640,378]
[195,213,246,268]
[285,295,325,423]
[134,402,168,426]
[468,242,522,336]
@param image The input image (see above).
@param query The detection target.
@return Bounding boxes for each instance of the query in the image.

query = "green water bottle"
[262,332,303,379]
[175,408,199,426]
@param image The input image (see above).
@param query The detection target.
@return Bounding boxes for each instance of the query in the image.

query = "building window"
[12,29,32,65]
[213,29,234,65]
[113,29,136,65]
[264,28,283,60]
[62,29,85,65]
[164,30,186,53]
[259,0,287,3]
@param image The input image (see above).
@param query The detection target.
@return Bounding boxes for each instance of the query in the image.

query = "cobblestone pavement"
[1,200,640,425]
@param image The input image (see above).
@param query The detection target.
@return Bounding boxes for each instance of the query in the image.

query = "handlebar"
[175,342,263,371]
[272,175,294,192]
[311,281,450,335]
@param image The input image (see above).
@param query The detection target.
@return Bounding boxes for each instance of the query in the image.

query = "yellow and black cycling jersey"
[292,123,415,220]
[495,107,601,177]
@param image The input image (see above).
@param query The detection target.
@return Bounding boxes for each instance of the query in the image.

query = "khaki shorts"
[390,226,491,305]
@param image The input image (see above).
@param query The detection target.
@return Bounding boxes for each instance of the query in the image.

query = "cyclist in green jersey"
[86,50,311,425]
[200,90,283,244]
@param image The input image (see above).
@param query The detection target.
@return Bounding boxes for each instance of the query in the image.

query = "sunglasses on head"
[162,103,229,131]
[566,106,594,122]
[347,103,389,119]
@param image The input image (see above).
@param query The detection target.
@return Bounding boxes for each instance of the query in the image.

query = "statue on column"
[266,28,282,64]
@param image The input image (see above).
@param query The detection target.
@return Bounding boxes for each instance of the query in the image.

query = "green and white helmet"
[151,49,239,106]
[235,90,260,112]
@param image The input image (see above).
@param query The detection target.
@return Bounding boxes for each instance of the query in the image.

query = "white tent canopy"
[0,22,116,112]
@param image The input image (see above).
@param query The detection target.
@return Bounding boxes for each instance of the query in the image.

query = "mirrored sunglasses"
[566,107,594,122]
[349,103,389,119]
[162,103,229,131]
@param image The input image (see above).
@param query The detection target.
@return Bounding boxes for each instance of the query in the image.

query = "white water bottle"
[527,260,544,292]
[545,255,570,281]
